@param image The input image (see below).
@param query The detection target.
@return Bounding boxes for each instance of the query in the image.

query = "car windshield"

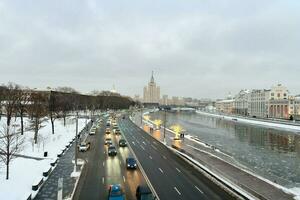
[127,158,135,162]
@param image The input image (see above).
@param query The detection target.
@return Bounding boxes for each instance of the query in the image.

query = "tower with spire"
[143,71,160,103]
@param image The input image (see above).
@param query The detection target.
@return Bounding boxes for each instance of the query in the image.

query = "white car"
[78,142,91,152]
[89,129,96,135]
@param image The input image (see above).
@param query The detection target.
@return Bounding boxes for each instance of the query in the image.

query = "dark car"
[114,128,121,135]
[108,146,117,156]
[136,185,154,200]
[126,157,137,169]
[119,139,127,147]
[108,184,125,200]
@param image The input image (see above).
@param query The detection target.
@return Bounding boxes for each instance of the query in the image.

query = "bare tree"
[0,124,24,180]
[17,88,30,135]
[48,91,60,134]
[29,92,47,144]
[55,86,78,94]
[2,83,21,127]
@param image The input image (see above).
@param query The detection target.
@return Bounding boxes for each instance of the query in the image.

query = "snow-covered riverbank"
[196,111,300,132]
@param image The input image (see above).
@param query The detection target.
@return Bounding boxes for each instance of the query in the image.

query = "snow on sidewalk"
[0,117,87,200]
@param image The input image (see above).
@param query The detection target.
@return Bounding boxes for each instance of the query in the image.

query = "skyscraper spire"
[150,71,155,83]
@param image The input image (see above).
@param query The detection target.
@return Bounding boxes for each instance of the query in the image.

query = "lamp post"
[163,109,166,144]
[74,112,78,171]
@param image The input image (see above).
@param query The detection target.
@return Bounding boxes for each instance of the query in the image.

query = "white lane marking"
[123,176,126,182]
[158,168,164,174]
[119,161,122,165]
[153,141,157,145]
[103,162,105,167]
[149,156,152,160]
[151,145,157,150]
[195,186,204,194]
[132,141,135,145]
[102,177,104,184]
[104,151,106,154]
[163,155,167,160]
[174,187,181,195]
[142,141,146,145]
[176,168,181,173]
[140,145,145,150]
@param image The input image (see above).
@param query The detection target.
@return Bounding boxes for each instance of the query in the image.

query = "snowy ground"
[0,116,87,200]
[196,110,300,132]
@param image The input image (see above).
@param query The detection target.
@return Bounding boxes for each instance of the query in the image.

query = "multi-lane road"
[118,117,236,200]
[74,118,147,200]
[75,116,237,200]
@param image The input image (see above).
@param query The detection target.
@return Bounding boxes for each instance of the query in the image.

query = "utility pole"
[75,112,78,170]
[140,106,143,126]
[163,109,166,144]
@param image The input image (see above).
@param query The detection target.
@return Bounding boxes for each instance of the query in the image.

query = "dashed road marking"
[158,168,164,174]
[149,156,152,160]
[195,186,204,194]
[140,145,145,150]
[123,176,126,182]
[102,177,104,184]
[151,145,157,150]
[163,155,167,160]
[174,187,181,195]
[176,168,181,173]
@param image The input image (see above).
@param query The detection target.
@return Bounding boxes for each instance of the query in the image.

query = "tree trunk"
[63,115,66,126]
[51,116,55,134]
[34,118,38,144]
[20,110,24,135]
[6,161,9,180]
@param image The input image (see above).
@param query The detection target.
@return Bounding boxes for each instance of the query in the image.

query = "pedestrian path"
[34,143,77,200]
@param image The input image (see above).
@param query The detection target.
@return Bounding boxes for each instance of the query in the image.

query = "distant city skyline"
[0,1,300,99]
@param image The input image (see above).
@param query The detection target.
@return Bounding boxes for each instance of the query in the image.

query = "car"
[119,139,127,147]
[126,158,137,169]
[108,184,125,200]
[108,145,117,156]
[114,128,121,135]
[105,138,113,145]
[78,142,91,152]
[136,185,154,200]
[106,128,111,134]
[89,128,96,135]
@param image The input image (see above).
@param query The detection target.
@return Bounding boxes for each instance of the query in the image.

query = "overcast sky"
[0,0,299,99]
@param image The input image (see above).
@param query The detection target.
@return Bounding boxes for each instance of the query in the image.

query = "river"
[149,111,300,188]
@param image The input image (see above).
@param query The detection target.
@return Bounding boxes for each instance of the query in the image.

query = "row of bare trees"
[0,83,135,179]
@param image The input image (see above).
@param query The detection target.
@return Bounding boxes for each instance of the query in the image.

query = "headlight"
[127,164,130,167]
[134,164,137,166]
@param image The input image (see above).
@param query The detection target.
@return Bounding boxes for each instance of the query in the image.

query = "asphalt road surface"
[118,116,236,200]
[75,118,146,200]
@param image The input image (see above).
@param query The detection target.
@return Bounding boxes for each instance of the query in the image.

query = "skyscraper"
[143,71,160,103]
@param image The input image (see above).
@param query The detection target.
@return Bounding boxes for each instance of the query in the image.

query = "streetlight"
[170,124,184,140]
[74,112,78,171]
[153,119,162,130]
[164,109,168,142]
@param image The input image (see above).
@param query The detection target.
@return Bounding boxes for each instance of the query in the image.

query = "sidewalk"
[133,115,295,200]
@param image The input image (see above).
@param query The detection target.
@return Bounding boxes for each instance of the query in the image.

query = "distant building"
[215,94,235,114]
[234,90,250,116]
[268,84,289,119]
[143,72,160,104]
[161,94,169,105]
[216,99,235,114]
[289,95,300,120]
[248,89,270,118]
